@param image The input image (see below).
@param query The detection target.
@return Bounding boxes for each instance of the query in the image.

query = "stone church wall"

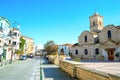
[78,31,94,45]
[99,26,120,43]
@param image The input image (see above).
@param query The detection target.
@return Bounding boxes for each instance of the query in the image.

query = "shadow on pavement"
[43,67,74,80]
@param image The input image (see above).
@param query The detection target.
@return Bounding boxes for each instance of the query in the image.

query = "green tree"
[19,37,26,54]
[44,40,58,55]
[20,37,25,50]
[15,49,21,54]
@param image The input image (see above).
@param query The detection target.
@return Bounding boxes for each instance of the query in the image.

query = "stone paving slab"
[79,62,120,77]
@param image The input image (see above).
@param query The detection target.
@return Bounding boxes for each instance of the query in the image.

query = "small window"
[4,43,7,46]
[85,36,87,42]
[84,49,88,55]
[13,42,16,46]
[75,49,78,55]
[108,30,111,38]
[9,40,11,44]
[13,32,17,36]
[95,48,99,55]
[93,22,95,26]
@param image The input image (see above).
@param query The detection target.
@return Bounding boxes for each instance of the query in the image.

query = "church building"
[71,12,120,61]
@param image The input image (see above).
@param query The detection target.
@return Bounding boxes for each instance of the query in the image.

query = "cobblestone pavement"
[80,62,120,77]
[40,59,74,80]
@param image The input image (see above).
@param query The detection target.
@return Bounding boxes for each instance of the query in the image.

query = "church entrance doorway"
[107,48,114,60]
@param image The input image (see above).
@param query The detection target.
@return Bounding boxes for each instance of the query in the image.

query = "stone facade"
[72,12,120,61]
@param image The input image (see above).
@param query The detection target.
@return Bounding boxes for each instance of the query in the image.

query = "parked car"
[20,54,27,60]
[28,53,34,58]
[35,52,41,56]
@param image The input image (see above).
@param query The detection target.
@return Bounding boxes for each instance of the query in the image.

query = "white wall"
[102,49,108,61]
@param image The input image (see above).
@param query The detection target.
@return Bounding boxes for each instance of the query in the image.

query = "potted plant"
[115,52,120,57]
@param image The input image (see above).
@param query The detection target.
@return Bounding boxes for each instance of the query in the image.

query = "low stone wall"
[59,60,120,80]
[59,60,81,77]
[76,67,109,80]
[76,66,120,80]
[48,55,54,63]
[48,55,65,65]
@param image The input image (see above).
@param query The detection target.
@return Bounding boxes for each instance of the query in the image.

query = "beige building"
[22,36,35,55]
[71,12,120,61]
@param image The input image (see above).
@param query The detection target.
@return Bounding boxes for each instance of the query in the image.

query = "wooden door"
[108,49,114,60]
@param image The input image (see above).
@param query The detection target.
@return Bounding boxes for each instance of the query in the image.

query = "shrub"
[115,52,120,57]
[73,58,80,62]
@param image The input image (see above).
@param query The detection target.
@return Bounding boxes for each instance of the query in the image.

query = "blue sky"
[0,0,120,45]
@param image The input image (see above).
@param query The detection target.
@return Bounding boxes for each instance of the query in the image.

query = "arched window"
[95,48,99,55]
[75,49,78,55]
[108,30,111,38]
[9,40,11,44]
[93,22,95,26]
[84,49,88,55]
[85,35,87,42]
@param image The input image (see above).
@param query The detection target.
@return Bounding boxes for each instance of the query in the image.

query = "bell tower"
[89,11,104,33]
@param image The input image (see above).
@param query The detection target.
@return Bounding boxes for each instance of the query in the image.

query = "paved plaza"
[79,62,120,77]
